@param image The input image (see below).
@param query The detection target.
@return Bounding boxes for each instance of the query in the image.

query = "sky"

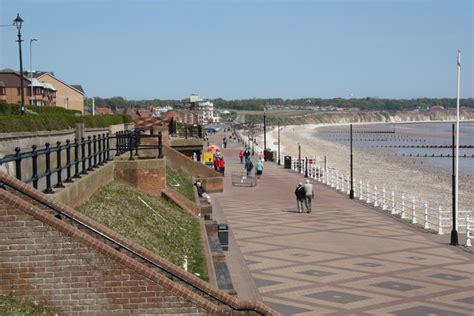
[0,0,472,100]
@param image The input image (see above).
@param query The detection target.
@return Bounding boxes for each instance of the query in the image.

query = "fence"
[272,150,472,237]
[0,127,163,194]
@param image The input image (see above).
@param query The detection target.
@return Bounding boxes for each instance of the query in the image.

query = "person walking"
[239,150,244,164]
[219,157,226,175]
[303,179,314,213]
[295,182,306,213]
[223,137,227,149]
[244,148,251,162]
[255,160,264,178]
[245,159,254,177]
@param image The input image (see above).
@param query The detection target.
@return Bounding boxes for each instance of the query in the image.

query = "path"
[207,131,473,316]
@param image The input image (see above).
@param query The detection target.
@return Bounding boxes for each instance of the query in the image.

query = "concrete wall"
[54,162,115,208]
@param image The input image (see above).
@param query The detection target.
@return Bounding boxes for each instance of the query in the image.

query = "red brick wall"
[114,159,166,196]
[0,197,213,315]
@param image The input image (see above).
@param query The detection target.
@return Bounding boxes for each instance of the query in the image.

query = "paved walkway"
[208,132,473,316]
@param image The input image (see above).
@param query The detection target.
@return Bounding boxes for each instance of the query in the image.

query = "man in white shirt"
[303,179,314,213]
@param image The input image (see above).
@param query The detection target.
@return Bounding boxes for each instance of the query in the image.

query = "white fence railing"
[275,151,472,236]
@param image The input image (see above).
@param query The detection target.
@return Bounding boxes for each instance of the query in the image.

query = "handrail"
[0,178,265,315]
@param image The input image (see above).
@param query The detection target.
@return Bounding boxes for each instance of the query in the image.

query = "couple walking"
[295,180,314,213]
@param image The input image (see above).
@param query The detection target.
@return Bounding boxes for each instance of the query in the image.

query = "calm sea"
[316,121,474,175]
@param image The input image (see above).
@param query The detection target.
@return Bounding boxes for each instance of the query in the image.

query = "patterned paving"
[208,134,473,315]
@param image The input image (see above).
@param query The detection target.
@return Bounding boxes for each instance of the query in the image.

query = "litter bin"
[284,156,292,169]
[218,224,229,251]
[264,149,273,161]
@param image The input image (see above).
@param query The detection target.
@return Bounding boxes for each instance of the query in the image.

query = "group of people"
[213,150,225,175]
[295,180,314,213]
[239,147,264,178]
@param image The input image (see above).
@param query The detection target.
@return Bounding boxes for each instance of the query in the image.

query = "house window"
[0,87,5,95]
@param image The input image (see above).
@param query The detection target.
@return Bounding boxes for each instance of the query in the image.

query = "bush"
[0,104,132,132]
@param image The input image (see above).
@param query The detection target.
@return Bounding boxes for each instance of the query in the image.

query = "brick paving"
[208,132,473,316]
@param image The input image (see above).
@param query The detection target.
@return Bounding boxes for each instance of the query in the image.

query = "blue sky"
[0,0,472,100]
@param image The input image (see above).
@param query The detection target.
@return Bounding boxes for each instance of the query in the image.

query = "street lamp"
[30,37,38,105]
[277,121,281,165]
[263,109,267,161]
[349,124,354,199]
[13,13,25,115]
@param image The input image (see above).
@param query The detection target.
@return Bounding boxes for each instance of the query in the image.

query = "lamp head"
[13,13,23,31]
[31,37,39,42]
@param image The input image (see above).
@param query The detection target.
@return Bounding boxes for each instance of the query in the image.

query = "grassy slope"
[0,293,56,316]
[166,166,195,202]
[76,180,208,281]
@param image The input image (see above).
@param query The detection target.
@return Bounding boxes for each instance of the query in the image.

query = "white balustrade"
[373,185,378,207]
[424,201,429,229]
[412,198,417,224]
[366,182,371,204]
[438,206,444,235]
[336,172,340,190]
[391,191,396,215]
[466,214,472,247]
[359,180,363,200]
[382,186,387,210]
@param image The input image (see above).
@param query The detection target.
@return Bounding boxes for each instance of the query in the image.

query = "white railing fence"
[282,152,472,235]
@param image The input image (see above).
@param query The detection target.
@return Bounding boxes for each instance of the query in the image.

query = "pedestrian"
[295,182,306,213]
[255,160,264,178]
[214,156,220,172]
[244,148,251,161]
[258,151,264,162]
[303,179,314,213]
[239,150,244,164]
[223,137,227,149]
[219,157,225,175]
[245,159,254,177]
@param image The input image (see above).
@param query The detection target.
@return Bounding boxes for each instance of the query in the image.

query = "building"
[188,94,219,124]
[34,72,85,113]
[95,107,114,115]
[0,69,55,106]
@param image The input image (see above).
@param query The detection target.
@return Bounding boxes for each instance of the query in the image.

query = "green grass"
[0,293,56,316]
[76,180,208,281]
[166,166,195,202]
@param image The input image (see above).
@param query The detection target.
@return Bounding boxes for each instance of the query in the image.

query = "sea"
[315,121,474,176]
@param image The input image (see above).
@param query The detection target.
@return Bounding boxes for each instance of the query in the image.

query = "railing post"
[374,185,378,207]
[55,141,64,188]
[65,140,73,183]
[97,134,103,165]
[466,214,472,247]
[31,145,38,189]
[87,136,93,171]
[346,176,351,195]
[102,133,107,162]
[401,194,406,218]
[107,133,111,160]
[304,157,308,178]
[135,130,140,157]
[129,133,134,160]
[366,182,371,203]
[44,143,53,194]
[158,132,163,158]
[73,139,81,179]
[14,147,22,181]
[359,179,363,200]
[335,171,340,190]
[93,135,98,168]
[424,201,429,229]
[391,191,396,214]
[438,206,444,234]
[382,185,387,210]
[81,137,88,174]
[412,198,417,224]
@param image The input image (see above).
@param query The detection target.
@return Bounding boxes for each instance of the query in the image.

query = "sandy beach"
[254,124,473,222]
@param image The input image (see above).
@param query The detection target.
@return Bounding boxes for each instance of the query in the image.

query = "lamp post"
[13,13,25,114]
[450,123,458,245]
[298,142,301,173]
[277,121,281,165]
[263,109,267,161]
[29,37,38,105]
[349,124,354,199]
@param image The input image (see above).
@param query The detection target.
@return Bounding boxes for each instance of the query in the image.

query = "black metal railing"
[171,124,203,139]
[0,128,163,194]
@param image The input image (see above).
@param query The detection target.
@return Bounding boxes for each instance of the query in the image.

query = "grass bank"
[76,180,208,281]
[166,166,195,202]
[0,293,56,316]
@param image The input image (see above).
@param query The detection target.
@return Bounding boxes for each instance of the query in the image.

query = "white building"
[189,94,220,124]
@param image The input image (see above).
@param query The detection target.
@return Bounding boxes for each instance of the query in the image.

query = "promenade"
[208,132,473,316]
